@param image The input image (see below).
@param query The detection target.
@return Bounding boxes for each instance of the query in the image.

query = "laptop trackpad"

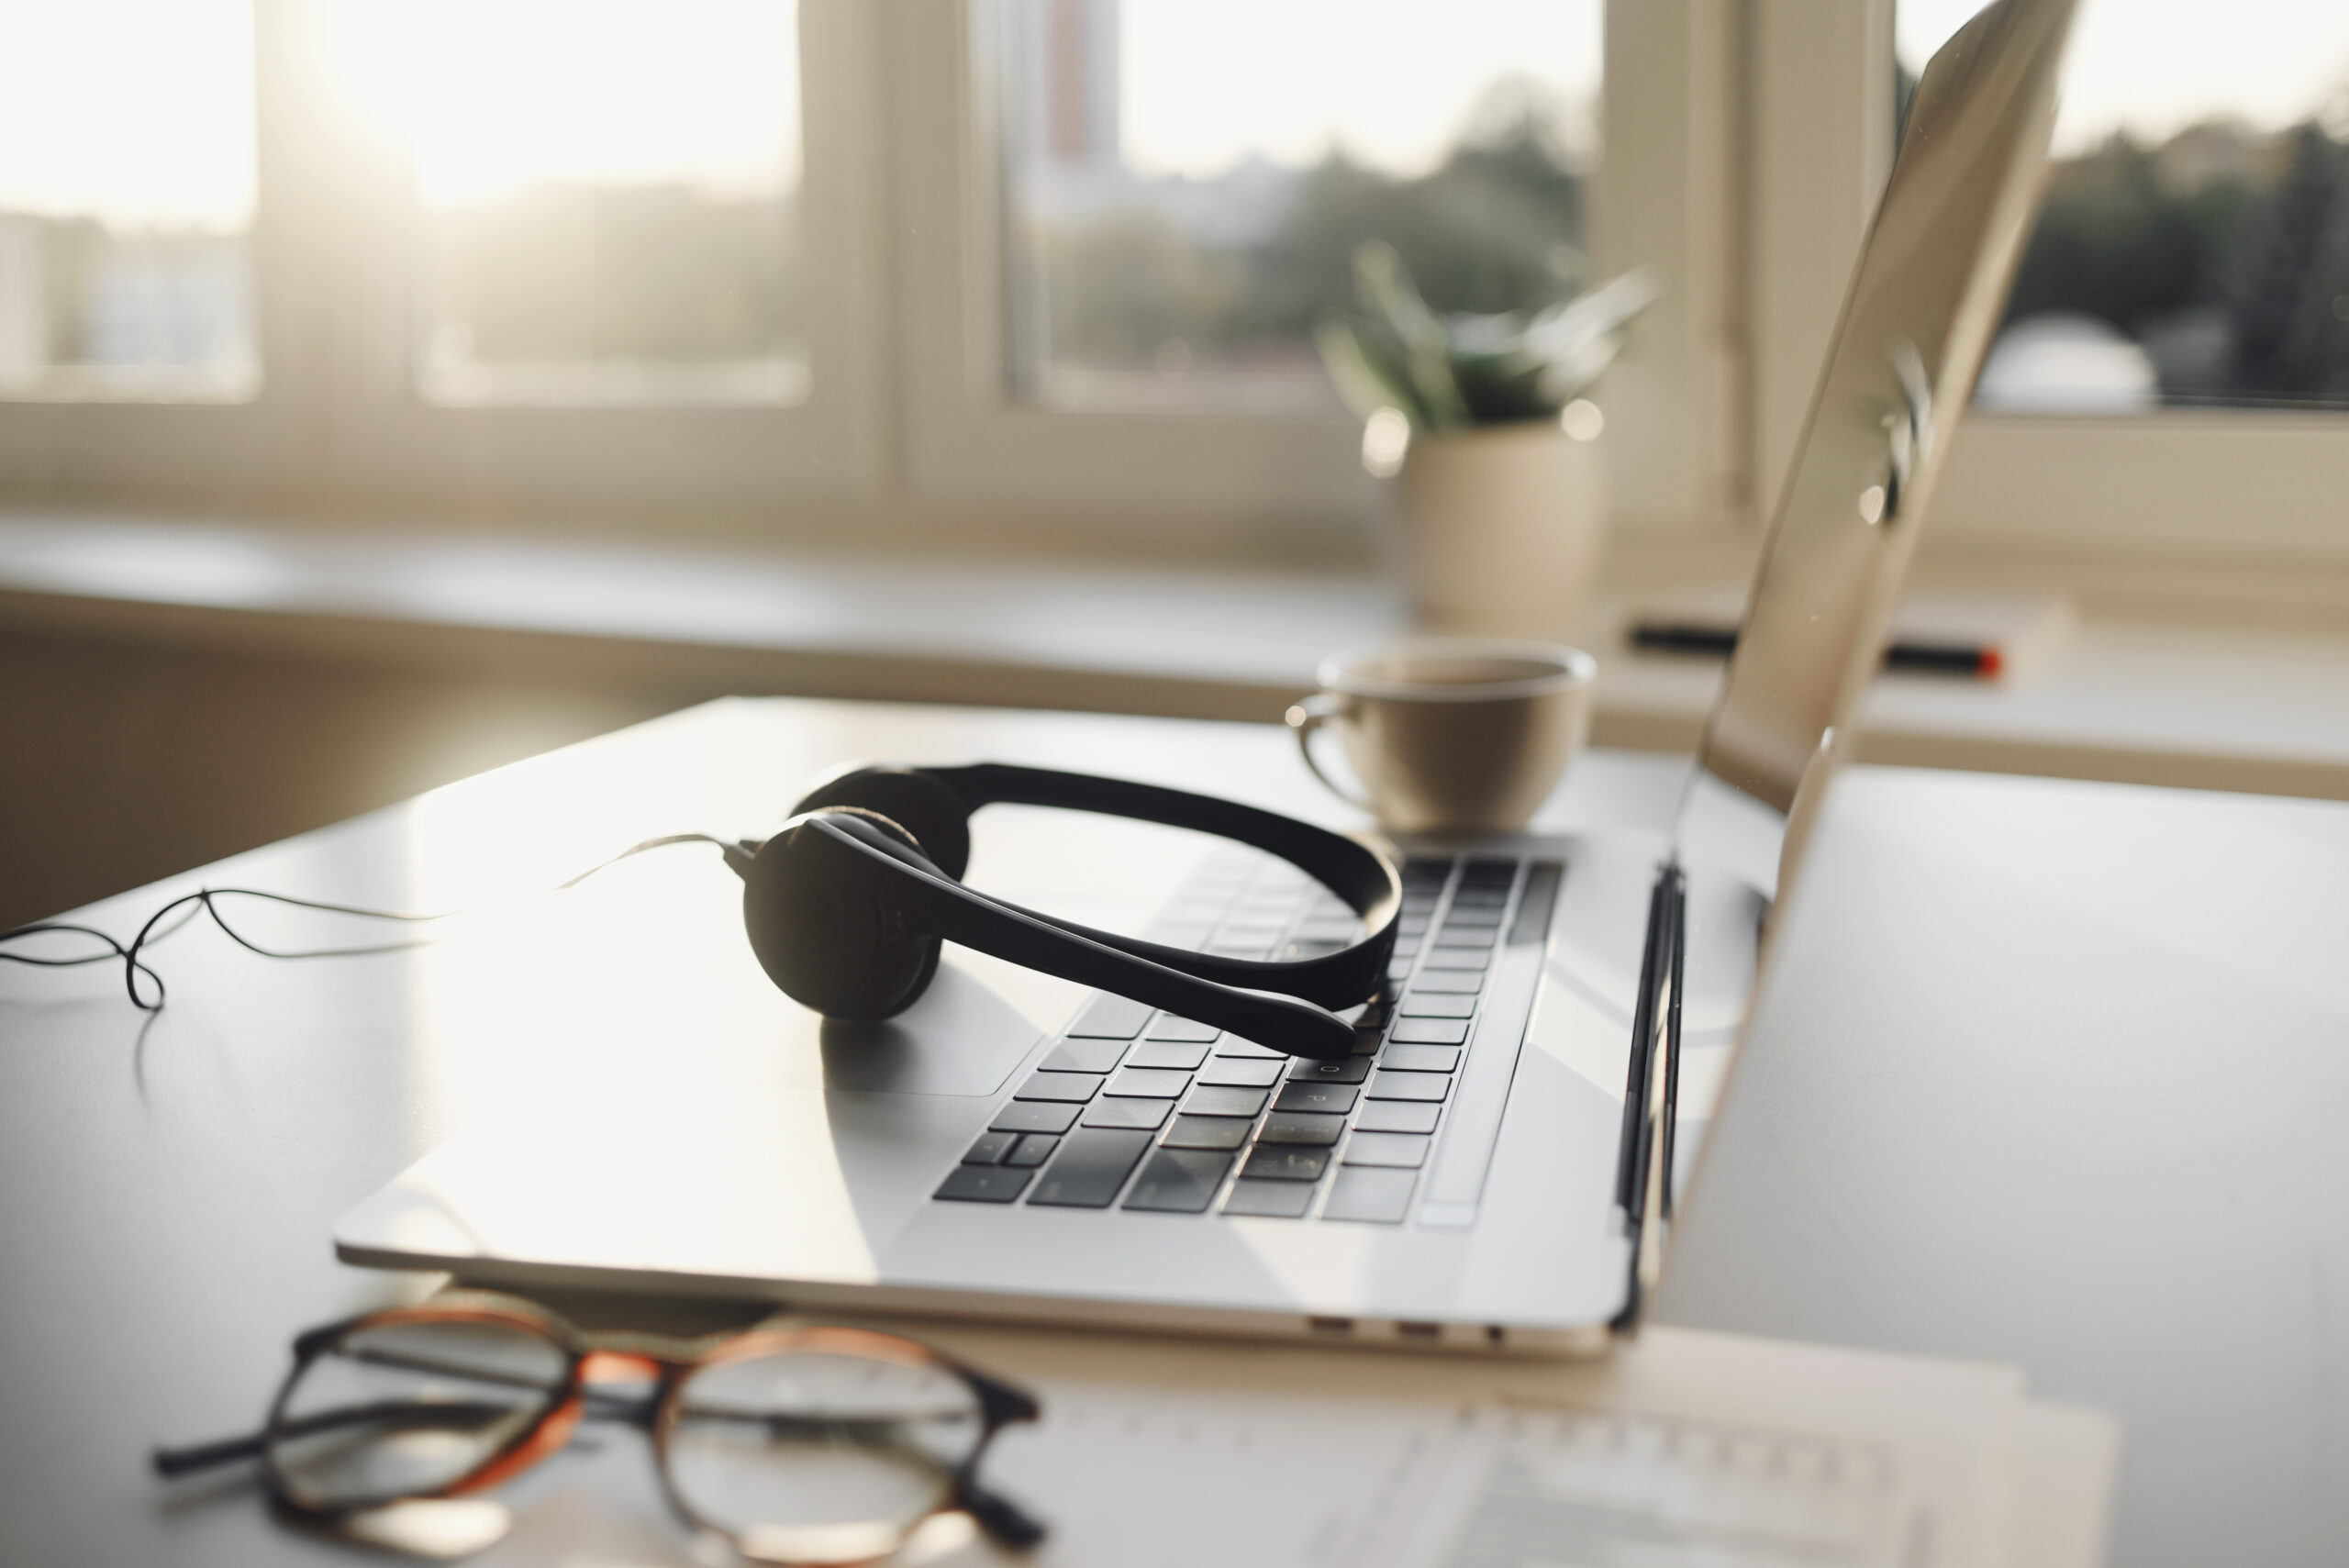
[818,960,1047,1096]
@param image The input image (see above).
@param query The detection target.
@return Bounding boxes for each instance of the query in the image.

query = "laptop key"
[1322,1166,1417,1223]
[1274,1082,1359,1116]
[1146,1015,1222,1043]
[1213,1039,1285,1061]
[1183,1084,1269,1118]
[1015,1071,1103,1103]
[1355,1100,1442,1134]
[1421,952,1490,973]
[1006,1133,1059,1168]
[1382,1043,1462,1073]
[1162,1115,1252,1151]
[1082,1096,1172,1131]
[1122,1149,1235,1213]
[1026,1129,1152,1207]
[934,1165,1033,1204]
[1222,1179,1316,1218]
[1410,973,1483,995]
[990,1100,1082,1135]
[1125,1040,1209,1071]
[1391,1018,1471,1046]
[1257,1111,1346,1145]
[1288,1056,1370,1084]
[1399,992,1476,1018]
[1196,1057,1282,1088]
[1342,1131,1431,1169]
[1108,1066,1194,1098]
[1241,1146,1330,1181]
[963,1131,1018,1165]
[1366,1070,1451,1103]
[1066,995,1152,1040]
[1042,1039,1130,1073]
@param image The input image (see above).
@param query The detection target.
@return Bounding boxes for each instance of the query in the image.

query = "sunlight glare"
[0,0,253,230]
[324,0,800,210]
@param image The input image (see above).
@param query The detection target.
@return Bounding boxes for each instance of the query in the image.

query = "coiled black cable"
[0,833,744,1011]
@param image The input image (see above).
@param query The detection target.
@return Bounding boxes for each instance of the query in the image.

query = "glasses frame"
[168,1290,1044,1564]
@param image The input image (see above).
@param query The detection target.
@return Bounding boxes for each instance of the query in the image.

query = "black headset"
[726,763,1401,1062]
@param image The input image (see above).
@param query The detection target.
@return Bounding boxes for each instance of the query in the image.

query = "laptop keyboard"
[932,851,1553,1225]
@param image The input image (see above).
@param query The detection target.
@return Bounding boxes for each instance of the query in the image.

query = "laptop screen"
[1677,0,2077,901]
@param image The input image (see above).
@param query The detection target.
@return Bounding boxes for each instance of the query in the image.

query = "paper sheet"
[437,1324,2114,1568]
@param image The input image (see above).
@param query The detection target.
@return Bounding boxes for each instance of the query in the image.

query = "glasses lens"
[663,1347,984,1564]
[266,1316,570,1511]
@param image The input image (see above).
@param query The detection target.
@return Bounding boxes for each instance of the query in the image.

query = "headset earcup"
[787,766,974,881]
[740,809,945,1019]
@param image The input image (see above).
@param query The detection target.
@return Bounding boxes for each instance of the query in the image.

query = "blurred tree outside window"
[1901,0,2349,412]
[996,0,1601,412]
[0,0,258,402]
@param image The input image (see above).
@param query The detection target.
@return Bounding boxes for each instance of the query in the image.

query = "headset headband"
[746,762,1403,1060]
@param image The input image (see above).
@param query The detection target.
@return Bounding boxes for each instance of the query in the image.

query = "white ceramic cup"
[1285,639,1598,834]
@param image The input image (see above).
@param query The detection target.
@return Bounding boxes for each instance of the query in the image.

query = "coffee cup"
[1285,639,1598,833]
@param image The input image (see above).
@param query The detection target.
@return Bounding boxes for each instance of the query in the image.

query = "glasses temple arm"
[151,1431,268,1478]
[956,1474,1049,1550]
[152,1398,520,1478]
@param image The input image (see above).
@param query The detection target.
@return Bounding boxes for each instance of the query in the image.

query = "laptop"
[335,0,2076,1352]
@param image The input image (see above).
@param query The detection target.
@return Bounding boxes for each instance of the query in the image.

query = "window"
[1903,0,2349,415]
[0,3,1731,562]
[995,0,1600,416]
[1750,1,2349,567]
[901,0,1729,543]
[0,0,258,401]
[327,0,809,408]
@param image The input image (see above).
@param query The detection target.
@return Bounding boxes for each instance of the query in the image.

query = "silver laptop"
[335,0,2076,1352]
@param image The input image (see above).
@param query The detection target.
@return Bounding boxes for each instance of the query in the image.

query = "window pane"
[996,0,1601,412]
[330,0,805,407]
[1900,0,2349,413]
[0,0,258,402]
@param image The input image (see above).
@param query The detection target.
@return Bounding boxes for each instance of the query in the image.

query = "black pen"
[1628,620,2005,679]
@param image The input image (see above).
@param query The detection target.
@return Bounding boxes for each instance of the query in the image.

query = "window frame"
[888,0,1744,554]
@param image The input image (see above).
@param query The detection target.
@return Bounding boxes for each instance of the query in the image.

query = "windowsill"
[5,511,2349,801]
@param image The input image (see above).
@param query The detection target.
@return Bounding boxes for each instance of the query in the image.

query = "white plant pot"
[1395,418,1606,641]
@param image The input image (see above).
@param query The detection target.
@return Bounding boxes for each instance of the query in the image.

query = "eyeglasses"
[151,1291,1047,1564]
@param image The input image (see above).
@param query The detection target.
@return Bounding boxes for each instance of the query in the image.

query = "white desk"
[3,697,2343,1565]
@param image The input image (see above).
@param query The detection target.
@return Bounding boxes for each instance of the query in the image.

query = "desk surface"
[4,697,2345,1566]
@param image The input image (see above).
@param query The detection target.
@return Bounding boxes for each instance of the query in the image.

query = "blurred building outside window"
[0,0,258,401]
[996,0,1601,414]
[327,0,807,408]
[1901,0,2349,415]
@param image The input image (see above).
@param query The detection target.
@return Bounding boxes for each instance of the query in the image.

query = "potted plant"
[1318,242,1661,639]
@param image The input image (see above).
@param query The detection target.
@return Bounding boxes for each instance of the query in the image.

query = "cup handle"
[1285,693,1375,813]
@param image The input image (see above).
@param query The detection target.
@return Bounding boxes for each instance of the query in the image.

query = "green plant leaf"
[1314,315,1425,426]
[1523,264,1667,404]
[1353,241,1472,430]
